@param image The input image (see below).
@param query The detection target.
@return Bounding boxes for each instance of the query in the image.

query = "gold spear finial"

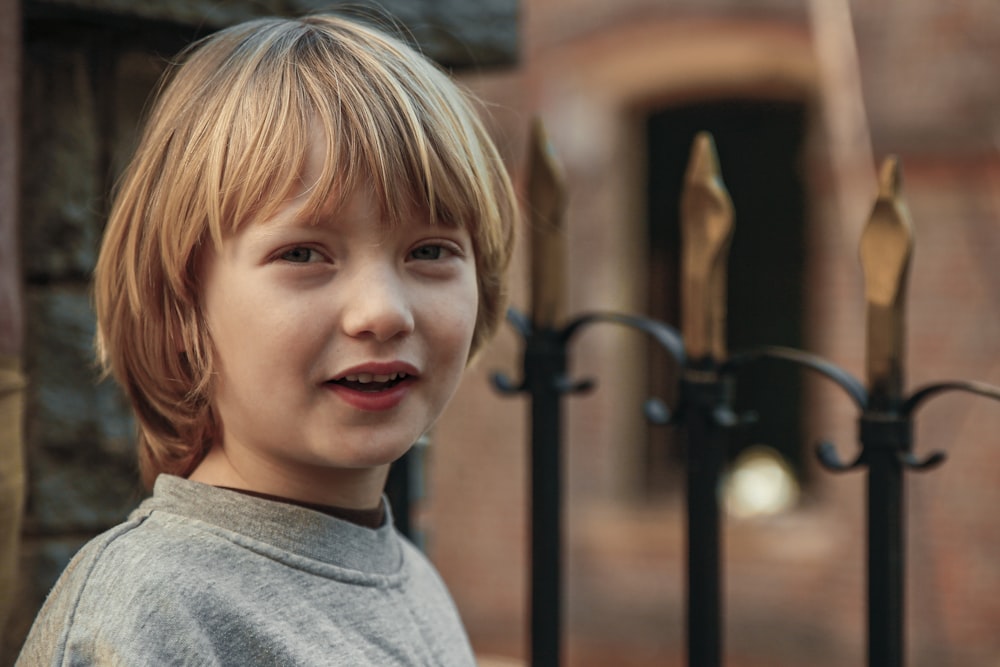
[527,118,568,329]
[680,132,735,362]
[859,156,912,406]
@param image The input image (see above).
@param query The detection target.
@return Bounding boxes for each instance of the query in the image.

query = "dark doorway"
[644,98,809,494]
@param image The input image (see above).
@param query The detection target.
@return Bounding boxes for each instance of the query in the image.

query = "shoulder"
[398,534,450,588]
[17,510,233,665]
[390,536,477,664]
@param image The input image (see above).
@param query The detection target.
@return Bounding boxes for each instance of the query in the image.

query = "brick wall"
[427,1,1000,665]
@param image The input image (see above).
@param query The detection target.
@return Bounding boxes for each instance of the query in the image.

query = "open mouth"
[328,372,409,393]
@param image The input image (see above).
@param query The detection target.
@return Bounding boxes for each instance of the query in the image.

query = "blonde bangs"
[195,16,514,262]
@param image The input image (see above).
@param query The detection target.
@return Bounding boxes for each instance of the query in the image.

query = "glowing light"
[723,445,800,518]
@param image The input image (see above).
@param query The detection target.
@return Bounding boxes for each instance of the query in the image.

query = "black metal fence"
[501,126,1000,667]
[390,125,1000,667]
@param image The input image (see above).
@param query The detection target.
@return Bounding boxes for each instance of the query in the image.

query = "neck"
[214,486,387,528]
[188,445,390,511]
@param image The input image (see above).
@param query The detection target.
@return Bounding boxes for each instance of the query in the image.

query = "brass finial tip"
[530,115,546,144]
[877,156,902,198]
[531,117,553,157]
[686,131,721,183]
[529,116,564,183]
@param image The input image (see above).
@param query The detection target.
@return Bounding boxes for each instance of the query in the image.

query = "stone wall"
[3,2,517,662]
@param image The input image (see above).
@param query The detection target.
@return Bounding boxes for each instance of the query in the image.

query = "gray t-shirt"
[17,475,476,666]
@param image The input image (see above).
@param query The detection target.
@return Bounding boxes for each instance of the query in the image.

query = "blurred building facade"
[5,0,1000,666]
[429,1,1000,666]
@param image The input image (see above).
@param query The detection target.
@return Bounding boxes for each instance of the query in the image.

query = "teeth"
[341,372,407,383]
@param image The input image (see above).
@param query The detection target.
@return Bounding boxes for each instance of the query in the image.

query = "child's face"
[195,163,478,504]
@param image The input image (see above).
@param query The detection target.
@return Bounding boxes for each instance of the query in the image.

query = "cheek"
[207,300,304,386]
[450,279,480,340]
[423,281,479,356]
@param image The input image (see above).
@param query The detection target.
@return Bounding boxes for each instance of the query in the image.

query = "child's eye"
[410,244,448,261]
[279,246,321,263]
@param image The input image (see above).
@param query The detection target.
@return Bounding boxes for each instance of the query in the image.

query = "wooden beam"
[808,0,877,240]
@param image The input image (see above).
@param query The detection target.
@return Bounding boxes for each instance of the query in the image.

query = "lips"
[325,362,418,411]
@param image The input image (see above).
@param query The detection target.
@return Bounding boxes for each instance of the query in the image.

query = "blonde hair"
[94,14,517,488]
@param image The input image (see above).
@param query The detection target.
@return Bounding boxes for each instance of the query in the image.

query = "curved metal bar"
[562,311,687,366]
[489,310,532,394]
[644,398,672,425]
[899,450,946,471]
[725,345,869,409]
[491,371,526,395]
[903,379,1000,415]
[895,380,1000,468]
[816,440,866,472]
[506,307,533,338]
[712,405,740,429]
[560,311,686,425]
[491,309,684,400]
[555,376,596,394]
[725,345,868,473]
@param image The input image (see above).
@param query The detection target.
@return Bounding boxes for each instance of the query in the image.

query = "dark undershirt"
[215,486,386,529]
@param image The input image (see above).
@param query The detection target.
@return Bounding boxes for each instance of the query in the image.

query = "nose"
[339,264,415,343]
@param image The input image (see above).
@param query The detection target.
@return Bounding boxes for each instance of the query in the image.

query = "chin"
[335,437,417,469]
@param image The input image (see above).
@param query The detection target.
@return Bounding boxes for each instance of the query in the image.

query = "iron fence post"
[675,130,734,667]
[385,451,413,539]
[680,366,731,667]
[524,325,567,667]
[864,414,906,667]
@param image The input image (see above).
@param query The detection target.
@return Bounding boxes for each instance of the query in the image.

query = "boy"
[18,13,516,665]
